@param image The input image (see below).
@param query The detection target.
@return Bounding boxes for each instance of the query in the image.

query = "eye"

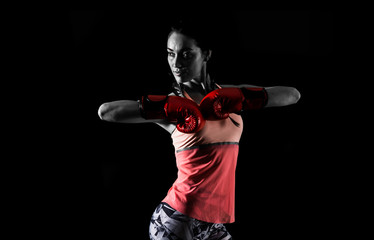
[182,51,192,59]
[167,52,175,58]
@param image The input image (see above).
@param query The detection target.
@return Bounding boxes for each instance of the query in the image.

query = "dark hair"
[167,17,216,53]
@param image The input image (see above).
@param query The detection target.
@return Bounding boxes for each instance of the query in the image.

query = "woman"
[98,18,300,240]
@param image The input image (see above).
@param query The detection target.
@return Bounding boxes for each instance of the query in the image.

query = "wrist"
[240,87,268,110]
[139,95,168,119]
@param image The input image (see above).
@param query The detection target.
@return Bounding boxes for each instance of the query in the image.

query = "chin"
[175,76,192,84]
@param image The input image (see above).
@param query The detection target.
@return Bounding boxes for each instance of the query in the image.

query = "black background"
[10,10,338,238]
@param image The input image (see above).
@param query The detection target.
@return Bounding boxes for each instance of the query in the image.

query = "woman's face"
[167,32,206,84]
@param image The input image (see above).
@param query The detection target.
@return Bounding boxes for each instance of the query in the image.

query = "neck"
[183,79,201,88]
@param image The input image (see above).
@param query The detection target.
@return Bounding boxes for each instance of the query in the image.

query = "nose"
[172,54,183,68]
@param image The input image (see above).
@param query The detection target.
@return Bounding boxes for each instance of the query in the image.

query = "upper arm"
[220,84,261,88]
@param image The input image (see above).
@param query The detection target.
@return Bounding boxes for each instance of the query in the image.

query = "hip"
[149,202,232,240]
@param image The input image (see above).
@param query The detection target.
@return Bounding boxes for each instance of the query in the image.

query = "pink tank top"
[162,92,243,223]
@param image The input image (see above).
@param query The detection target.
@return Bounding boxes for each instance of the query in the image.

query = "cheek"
[167,58,175,70]
[190,59,203,74]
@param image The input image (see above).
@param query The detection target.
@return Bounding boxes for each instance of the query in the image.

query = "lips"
[174,68,186,76]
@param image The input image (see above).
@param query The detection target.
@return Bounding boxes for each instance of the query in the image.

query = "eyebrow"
[167,47,193,52]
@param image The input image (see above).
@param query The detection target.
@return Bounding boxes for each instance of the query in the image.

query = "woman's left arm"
[221,84,301,107]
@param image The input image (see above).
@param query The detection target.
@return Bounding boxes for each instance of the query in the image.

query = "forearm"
[98,100,158,123]
[222,84,301,108]
[265,86,301,107]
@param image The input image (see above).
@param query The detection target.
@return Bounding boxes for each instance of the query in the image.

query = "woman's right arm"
[98,100,152,123]
[98,100,177,133]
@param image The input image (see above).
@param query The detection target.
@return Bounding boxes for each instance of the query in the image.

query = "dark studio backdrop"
[19,11,336,238]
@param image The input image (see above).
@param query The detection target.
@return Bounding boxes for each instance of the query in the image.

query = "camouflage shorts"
[149,202,233,240]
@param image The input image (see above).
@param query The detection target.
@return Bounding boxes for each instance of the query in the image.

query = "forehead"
[167,32,199,52]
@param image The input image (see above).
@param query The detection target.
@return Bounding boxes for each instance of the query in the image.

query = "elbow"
[291,87,301,104]
[266,86,301,107]
[98,103,113,121]
[98,103,106,120]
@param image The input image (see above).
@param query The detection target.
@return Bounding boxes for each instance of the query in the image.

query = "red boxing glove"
[140,95,205,133]
[200,87,268,120]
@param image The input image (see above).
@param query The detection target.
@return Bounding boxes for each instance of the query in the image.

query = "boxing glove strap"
[240,87,268,110]
[139,95,168,119]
